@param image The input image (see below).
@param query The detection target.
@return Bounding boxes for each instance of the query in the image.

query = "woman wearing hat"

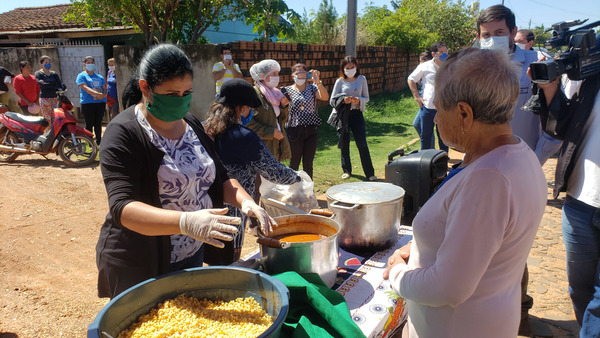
[205,78,300,263]
[246,59,291,162]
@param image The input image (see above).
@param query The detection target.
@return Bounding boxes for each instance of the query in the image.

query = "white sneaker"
[341,173,351,179]
[368,175,378,181]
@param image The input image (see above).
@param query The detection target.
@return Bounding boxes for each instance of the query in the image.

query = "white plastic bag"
[260,171,319,212]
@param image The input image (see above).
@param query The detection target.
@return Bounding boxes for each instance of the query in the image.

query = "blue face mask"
[241,109,254,126]
[85,64,95,71]
[43,63,51,70]
[438,52,448,62]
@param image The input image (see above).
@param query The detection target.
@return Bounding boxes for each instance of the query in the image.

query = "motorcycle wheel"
[0,128,19,162]
[57,134,98,167]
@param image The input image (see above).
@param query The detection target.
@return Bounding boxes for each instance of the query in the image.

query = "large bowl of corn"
[87,266,289,338]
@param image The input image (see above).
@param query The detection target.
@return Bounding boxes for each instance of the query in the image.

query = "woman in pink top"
[383,48,547,338]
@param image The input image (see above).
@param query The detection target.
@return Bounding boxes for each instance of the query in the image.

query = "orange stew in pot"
[273,233,327,242]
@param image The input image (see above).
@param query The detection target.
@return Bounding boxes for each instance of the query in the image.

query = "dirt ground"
[0,152,261,337]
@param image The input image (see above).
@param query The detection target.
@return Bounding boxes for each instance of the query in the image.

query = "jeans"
[562,196,600,337]
[338,110,374,178]
[81,102,105,145]
[412,106,448,152]
[287,125,319,179]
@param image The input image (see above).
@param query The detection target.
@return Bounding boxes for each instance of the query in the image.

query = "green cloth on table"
[273,271,366,338]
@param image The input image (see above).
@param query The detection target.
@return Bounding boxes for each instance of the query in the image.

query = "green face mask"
[146,92,192,122]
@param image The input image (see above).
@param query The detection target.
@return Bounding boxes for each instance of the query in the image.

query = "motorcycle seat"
[4,112,49,126]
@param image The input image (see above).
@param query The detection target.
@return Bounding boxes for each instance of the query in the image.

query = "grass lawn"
[308,89,422,194]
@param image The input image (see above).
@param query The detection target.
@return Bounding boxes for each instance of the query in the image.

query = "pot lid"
[326,182,405,204]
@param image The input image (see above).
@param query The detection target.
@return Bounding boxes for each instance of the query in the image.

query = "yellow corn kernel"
[118,295,274,338]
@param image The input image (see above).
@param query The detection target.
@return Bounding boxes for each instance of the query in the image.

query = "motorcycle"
[0,91,98,167]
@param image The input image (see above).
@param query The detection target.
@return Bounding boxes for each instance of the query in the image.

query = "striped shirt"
[213,62,241,94]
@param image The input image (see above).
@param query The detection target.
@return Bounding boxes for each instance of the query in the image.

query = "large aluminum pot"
[326,182,405,252]
[88,267,289,338]
[258,214,340,287]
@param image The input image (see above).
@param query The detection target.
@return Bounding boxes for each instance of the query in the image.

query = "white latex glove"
[179,208,240,248]
[241,198,277,235]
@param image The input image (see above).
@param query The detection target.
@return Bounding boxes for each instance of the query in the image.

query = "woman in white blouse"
[329,56,376,181]
[383,48,547,337]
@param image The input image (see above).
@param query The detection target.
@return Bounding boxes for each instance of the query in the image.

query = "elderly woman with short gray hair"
[383,48,548,338]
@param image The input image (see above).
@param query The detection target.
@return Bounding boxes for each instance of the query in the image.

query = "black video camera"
[530,19,600,84]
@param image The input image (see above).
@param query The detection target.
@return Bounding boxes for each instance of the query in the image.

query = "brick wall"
[231,41,420,95]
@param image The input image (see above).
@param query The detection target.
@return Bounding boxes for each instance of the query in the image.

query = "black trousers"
[81,102,105,145]
[286,125,319,179]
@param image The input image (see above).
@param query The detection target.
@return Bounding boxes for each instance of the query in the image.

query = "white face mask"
[266,76,279,88]
[515,42,527,50]
[293,77,306,86]
[344,68,357,78]
[479,36,510,53]
[223,54,232,60]
[108,65,115,72]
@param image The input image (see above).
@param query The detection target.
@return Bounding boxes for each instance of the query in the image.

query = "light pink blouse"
[389,140,547,338]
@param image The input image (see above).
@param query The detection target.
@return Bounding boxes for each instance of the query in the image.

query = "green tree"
[290,10,316,43]
[169,0,237,44]
[312,0,339,44]
[361,0,476,53]
[237,0,300,42]
[64,0,297,45]
[531,25,552,48]
[65,0,181,46]
[288,0,339,44]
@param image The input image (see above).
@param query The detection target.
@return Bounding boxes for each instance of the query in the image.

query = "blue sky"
[1,0,598,31]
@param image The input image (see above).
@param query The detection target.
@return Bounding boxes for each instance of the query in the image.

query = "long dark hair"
[340,56,359,79]
[204,102,238,136]
[121,44,194,109]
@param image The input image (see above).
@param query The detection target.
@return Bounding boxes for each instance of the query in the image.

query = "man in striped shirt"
[212,45,243,95]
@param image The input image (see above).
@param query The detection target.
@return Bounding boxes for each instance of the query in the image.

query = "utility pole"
[346,0,357,57]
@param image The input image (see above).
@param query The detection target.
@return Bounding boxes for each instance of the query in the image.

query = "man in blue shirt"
[476,5,561,336]
[477,5,561,165]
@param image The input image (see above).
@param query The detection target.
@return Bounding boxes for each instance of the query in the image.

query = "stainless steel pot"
[326,182,405,252]
[258,214,340,288]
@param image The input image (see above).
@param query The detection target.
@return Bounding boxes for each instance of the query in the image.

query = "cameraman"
[532,33,600,337]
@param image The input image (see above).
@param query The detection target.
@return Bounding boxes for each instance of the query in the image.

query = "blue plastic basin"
[88,266,289,338]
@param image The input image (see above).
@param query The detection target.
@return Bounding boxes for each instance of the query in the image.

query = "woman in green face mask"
[96,44,276,299]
